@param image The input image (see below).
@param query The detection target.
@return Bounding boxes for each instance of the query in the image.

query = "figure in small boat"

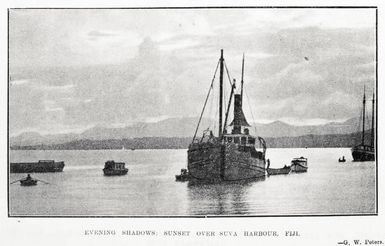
[21,174,38,186]
[338,156,346,162]
[266,159,291,176]
[175,168,190,181]
[10,174,49,186]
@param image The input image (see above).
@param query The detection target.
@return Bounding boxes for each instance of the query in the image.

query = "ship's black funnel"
[230,94,250,134]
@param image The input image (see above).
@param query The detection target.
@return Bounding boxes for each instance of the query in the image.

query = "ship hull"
[20,179,38,186]
[187,142,265,182]
[103,169,128,176]
[290,158,308,173]
[267,167,291,175]
[290,164,307,173]
[352,145,375,162]
[10,161,65,173]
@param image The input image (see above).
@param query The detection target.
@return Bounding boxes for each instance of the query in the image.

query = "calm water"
[9,148,376,216]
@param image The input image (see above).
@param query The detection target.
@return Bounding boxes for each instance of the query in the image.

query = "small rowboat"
[175,168,190,181]
[266,160,291,175]
[20,178,38,186]
[10,174,49,186]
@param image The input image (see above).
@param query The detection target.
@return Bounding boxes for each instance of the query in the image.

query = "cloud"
[10,79,30,86]
[88,30,117,37]
[8,9,376,135]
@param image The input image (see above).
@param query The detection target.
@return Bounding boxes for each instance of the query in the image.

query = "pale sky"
[9,8,376,136]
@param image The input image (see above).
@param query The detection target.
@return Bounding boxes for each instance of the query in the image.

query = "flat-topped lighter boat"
[10,160,65,173]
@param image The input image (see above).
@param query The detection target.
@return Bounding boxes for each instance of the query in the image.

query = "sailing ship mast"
[361,88,366,146]
[187,49,267,181]
[371,92,375,147]
[241,53,245,104]
[218,49,224,139]
[351,86,375,162]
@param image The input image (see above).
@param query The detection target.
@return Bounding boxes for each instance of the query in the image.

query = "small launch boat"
[175,168,190,181]
[291,157,308,172]
[103,160,128,176]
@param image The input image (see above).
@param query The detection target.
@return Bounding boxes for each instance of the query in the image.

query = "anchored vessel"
[10,174,50,186]
[290,157,308,173]
[187,50,266,182]
[10,160,65,173]
[20,174,38,186]
[351,90,375,161]
[266,161,291,175]
[103,160,128,176]
[175,168,190,181]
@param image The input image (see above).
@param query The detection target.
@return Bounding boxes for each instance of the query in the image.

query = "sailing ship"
[187,50,266,182]
[351,90,375,161]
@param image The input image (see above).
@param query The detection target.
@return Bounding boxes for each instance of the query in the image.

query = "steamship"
[187,50,266,182]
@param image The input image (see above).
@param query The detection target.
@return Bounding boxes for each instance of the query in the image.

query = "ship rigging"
[187,50,266,182]
[351,88,375,161]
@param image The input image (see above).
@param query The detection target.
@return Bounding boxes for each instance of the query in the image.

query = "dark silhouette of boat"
[338,156,346,162]
[103,160,128,176]
[10,160,65,173]
[10,174,50,186]
[266,159,291,175]
[291,157,308,172]
[20,174,38,186]
[351,89,375,161]
[187,50,266,182]
[175,168,190,181]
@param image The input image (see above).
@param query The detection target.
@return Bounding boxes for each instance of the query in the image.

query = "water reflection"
[186,177,265,215]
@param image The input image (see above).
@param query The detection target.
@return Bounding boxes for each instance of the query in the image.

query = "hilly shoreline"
[10,117,372,150]
[10,131,373,150]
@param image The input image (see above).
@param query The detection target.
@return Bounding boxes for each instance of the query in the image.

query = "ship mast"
[361,87,366,146]
[241,53,245,104]
[218,49,224,139]
[371,91,375,147]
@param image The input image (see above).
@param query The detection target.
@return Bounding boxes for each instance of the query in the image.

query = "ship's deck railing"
[291,157,307,164]
[104,161,126,170]
[223,134,256,146]
[353,145,374,151]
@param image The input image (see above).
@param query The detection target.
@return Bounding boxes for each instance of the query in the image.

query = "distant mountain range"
[10,117,363,148]
[10,131,374,150]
